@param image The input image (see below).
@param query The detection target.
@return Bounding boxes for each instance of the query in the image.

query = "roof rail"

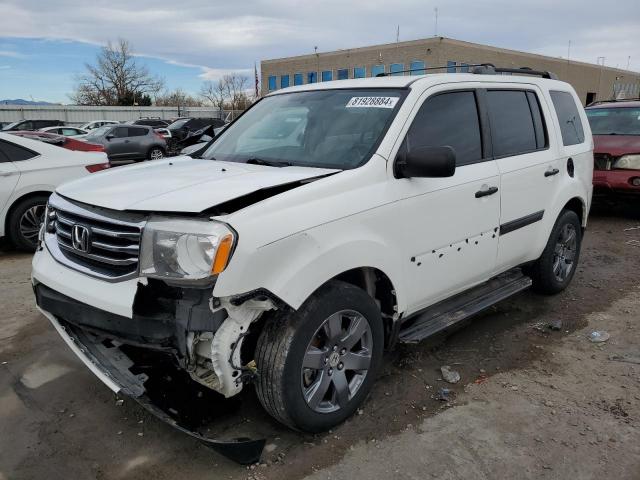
[376,63,558,80]
[587,97,640,107]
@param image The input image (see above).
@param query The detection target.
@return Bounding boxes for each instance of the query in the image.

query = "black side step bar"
[399,269,532,344]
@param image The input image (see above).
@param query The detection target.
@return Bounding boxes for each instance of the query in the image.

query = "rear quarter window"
[550,91,585,146]
[0,139,38,162]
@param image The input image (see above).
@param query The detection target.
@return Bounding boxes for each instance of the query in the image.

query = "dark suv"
[167,117,226,142]
[82,124,167,162]
[585,99,640,195]
[130,118,170,128]
[2,119,64,131]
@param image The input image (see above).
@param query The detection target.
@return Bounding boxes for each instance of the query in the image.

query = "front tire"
[255,281,384,432]
[529,209,582,294]
[7,195,49,251]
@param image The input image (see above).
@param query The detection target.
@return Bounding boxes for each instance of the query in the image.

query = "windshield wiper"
[245,157,293,167]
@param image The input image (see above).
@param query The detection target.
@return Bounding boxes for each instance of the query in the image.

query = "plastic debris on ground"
[440,365,461,384]
[588,331,610,343]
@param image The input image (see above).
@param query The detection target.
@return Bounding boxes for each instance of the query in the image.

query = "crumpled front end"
[31,196,279,463]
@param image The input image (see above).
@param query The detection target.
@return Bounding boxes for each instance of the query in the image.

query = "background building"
[261,37,640,105]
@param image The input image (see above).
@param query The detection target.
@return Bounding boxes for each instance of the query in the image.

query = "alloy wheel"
[150,148,164,160]
[552,223,577,282]
[19,204,45,246]
[301,309,373,414]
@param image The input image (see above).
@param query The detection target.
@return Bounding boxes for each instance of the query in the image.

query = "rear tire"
[7,195,49,251]
[529,209,582,294]
[147,147,164,160]
[255,280,384,432]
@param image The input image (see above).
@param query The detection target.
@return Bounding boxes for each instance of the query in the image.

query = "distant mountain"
[0,99,58,106]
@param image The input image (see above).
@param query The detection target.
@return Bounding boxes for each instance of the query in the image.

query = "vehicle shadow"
[590,195,640,221]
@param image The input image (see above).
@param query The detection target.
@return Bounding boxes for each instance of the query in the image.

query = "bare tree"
[70,39,164,105]
[155,88,203,107]
[199,74,252,113]
[200,80,227,111]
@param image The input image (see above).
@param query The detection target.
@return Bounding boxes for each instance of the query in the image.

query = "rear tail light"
[74,141,105,152]
[154,132,165,140]
[85,163,111,173]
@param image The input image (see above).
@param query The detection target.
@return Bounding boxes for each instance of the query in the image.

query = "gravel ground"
[0,197,639,480]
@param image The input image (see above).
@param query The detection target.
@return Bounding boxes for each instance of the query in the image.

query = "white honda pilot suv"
[32,65,593,458]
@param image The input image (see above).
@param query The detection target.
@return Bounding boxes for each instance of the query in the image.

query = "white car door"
[488,87,563,271]
[387,87,502,314]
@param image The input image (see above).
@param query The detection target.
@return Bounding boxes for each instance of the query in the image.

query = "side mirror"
[105,134,114,140]
[394,145,456,178]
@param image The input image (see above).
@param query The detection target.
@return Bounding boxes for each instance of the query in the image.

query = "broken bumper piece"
[36,305,266,465]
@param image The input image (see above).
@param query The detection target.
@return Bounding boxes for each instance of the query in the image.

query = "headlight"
[140,217,236,281]
[613,154,640,170]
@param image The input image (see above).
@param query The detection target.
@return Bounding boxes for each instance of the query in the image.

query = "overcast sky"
[1,0,639,102]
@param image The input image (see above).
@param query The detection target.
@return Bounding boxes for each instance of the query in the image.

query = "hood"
[593,135,640,157]
[57,156,338,213]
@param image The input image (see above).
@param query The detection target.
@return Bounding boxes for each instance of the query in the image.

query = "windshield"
[586,107,640,135]
[84,125,111,139]
[168,118,190,130]
[2,122,19,130]
[201,88,406,169]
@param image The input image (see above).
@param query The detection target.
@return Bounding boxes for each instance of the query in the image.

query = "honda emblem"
[71,224,91,253]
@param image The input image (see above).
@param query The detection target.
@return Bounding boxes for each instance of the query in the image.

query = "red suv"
[585,99,640,195]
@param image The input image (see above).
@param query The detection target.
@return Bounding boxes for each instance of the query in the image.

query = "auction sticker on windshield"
[346,96,399,108]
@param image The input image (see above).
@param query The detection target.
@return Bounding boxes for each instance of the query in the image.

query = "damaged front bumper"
[32,246,273,464]
[35,299,266,465]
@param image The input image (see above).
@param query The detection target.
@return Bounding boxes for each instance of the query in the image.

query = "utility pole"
[434,7,438,36]
[396,25,400,44]
[567,40,571,63]
[627,56,631,70]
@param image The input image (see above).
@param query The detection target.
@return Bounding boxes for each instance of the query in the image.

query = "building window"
[460,63,469,73]
[294,73,303,85]
[409,60,426,75]
[268,75,277,90]
[390,63,404,76]
[280,75,290,88]
[308,72,317,83]
[353,66,366,78]
[371,64,385,77]
[337,68,349,80]
[321,70,333,82]
[447,61,457,73]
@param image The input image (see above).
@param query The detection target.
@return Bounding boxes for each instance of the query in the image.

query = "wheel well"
[4,190,52,233]
[332,267,398,346]
[563,197,585,226]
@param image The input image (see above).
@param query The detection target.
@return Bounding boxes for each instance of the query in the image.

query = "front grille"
[594,153,612,171]
[46,194,145,281]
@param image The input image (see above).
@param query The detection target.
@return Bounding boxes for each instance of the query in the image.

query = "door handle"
[0,171,15,177]
[475,186,499,198]
[544,168,560,177]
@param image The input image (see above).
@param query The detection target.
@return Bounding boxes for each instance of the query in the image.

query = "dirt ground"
[1,197,639,480]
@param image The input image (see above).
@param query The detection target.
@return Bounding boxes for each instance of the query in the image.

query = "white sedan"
[0,132,110,250]
[40,126,88,137]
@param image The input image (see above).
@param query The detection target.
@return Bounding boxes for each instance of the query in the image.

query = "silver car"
[83,124,166,162]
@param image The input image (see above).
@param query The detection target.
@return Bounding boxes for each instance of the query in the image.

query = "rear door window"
[128,127,148,137]
[406,90,483,166]
[550,91,585,146]
[112,127,129,138]
[0,139,38,161]
[486,90,538,157]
